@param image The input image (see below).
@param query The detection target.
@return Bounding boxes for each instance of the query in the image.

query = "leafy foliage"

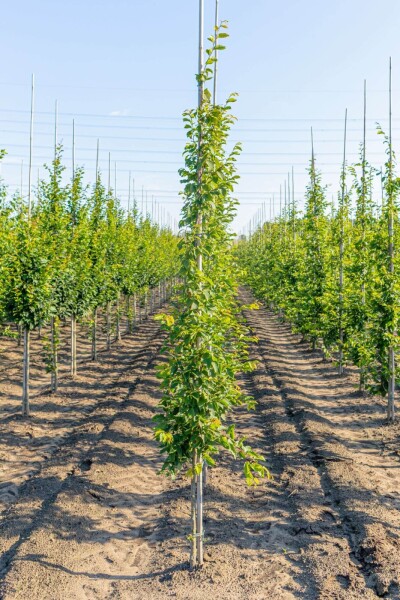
[238,126,400,400]
[154,23,270,486]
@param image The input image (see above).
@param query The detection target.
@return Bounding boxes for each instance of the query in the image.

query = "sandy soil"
[1,289,400,599]
[0,295,158,509]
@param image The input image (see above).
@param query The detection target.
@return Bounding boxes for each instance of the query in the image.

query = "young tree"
[154,24,269,570]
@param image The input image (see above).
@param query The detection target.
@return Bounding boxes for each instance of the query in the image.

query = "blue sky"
[1,0,400,231]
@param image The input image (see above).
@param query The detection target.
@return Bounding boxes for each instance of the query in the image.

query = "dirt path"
[241,289,400,599]
[2,291,400,598]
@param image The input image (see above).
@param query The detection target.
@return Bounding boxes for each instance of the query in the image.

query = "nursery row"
[238,115,400,420]
[0,147,179,415]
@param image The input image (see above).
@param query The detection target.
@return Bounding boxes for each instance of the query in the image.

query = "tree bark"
[50,316,58,393]
[91,307,98,361]
[190,452,197,570]
[22,328,30,417]
[71,314,77,377]
[106,301,111,351]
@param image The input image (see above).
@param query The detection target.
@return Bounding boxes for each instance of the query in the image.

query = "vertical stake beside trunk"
[387,58,396,422]
[190,0,205,570]
[338,109,347,376]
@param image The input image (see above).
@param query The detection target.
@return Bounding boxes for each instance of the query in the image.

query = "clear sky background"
[1,0,400,232]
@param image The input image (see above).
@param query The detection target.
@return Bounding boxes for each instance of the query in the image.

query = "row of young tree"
[238,106,400,422]
[0,147,179,416]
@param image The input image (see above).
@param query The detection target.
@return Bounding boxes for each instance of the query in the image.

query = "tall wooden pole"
[192,0,204,571]
[92,139,100,362]
[388,58,395,422]
[51,100,59,393]
[291,167,295,240]
[72,119,75,180]
[213,0,219,105]
[20,160,24,199]
[128,170,131,215]
[108,152,111,192]
[27,74,34,218]
[338,109,348,376]
[359,80,367,390]
[71,119,77,377]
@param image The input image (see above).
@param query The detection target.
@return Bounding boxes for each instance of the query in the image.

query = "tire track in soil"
[241,364,376,600]
[0,317,167,591]
[241,288,400,599]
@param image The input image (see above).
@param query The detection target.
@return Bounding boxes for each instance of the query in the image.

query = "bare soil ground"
[0,298,153,510]
[1,290,400,599]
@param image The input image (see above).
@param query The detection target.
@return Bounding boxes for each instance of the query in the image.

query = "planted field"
[2,1,400,598]
[1,292,400,598]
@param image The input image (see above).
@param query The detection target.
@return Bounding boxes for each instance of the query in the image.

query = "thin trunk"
[203,463,208,487]
[92,307,98,361]
[22,328,30,417]
[116,295,121,342]
[196,455,204,566]
[50,316,58,393]
[106,301,111,350]
[133,293,137,327]
[126,295,131,333]
[190,452,197,570]
[71,314,77,377]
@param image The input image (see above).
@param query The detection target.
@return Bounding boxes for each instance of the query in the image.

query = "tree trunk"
[116,295,121,343]
[126,295,131,334]
[359,368,365,392]
[133,293,137,329]
[91,307,98,361]
[71,314,77,378]
[50,317,58,393]
[190,452,197,570]
[388,347,395,421]
[22,328,30,417]
[106,301,111,351]
[196,455,204,566]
